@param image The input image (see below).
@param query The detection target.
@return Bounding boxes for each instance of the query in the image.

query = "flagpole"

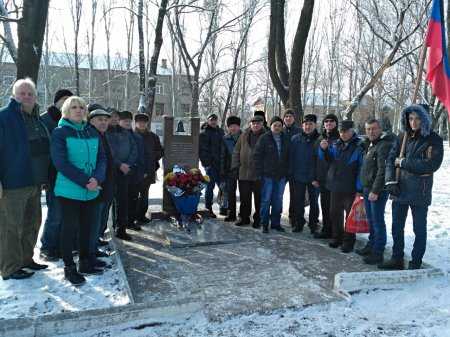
[396,40,428,181]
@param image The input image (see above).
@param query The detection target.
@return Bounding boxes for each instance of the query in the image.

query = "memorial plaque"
[162,116,200,213]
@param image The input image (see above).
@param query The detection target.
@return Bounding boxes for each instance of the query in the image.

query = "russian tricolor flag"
[426,0,450,114]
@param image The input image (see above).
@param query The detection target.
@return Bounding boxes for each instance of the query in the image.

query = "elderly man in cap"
[39,88,73,261]
[380,104,443,270]
[199,113,225,217]
[232,115,265,227]
[319,120,364,253]
[289,114,320,234]
[134,113,163,224]
[220,116,242,222]
[106,110,138,240]
[254,116,289,233]
[0,78,51,280]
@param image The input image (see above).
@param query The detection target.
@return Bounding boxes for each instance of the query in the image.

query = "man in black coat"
[220,116,242,222]
[380,104,443,270]
[199,113,225,217]
[313,113,340,239]
[283,109,302,225]
[254,116,289,233]
[319,120,364,253]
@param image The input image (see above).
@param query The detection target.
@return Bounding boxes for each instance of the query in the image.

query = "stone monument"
[162,116,200,213]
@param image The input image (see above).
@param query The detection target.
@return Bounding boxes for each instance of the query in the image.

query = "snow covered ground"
[1,145,450,337]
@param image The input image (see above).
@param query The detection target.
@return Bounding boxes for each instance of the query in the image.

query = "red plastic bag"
[345,196,369,233]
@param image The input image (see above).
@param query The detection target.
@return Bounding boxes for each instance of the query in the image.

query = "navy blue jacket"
[289,130,320,183]
[220,131,241,178]
[129,131,150,184]
[106,126,138,169]
[320,133,364,193]
[0,98,49,189]
[283,124,301,142]
[199,124,225,171]
[385,104,443,206]
[253,131,289,180]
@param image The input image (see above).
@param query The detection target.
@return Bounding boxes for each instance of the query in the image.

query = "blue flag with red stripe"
[426,0,450,114]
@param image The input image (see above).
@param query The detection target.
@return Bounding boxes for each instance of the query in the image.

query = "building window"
[155,103,165,116]
[181,103,190,116]
[2,75,15,87]
[155,83,165,95]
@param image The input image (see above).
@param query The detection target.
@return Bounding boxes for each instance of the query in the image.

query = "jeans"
[260,177,286,226]
[363,191,388,254]
[293,181,319,229]
[205,167,221,209]
[40,188,62,252]
[58,197,98,267]
[391,201,428,264]
[89,201,107,256]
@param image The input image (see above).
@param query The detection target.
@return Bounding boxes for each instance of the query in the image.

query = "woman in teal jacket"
[51,96,106,286]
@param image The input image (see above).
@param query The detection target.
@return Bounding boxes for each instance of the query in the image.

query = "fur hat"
[226,115,241,127]
[53,89,73,104]
[270,116,283,126]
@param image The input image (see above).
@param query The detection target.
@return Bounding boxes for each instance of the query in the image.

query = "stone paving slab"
[114,219,378,319]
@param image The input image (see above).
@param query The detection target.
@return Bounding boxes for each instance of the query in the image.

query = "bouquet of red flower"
[164,166,209,197]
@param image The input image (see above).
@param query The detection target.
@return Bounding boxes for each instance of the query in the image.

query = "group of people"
[200,105,443,270]
[0,78,162,285]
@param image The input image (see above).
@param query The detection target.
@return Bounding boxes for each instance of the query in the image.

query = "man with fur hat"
[313,113,340,239]
[220,116,242,221]
[199,113,225,217]
[254,116,289,233]
[283,108,302,225]
[380,104,443,270]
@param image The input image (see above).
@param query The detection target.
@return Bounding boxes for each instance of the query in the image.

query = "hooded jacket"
[51,118,106,201]
[385,104,443,206]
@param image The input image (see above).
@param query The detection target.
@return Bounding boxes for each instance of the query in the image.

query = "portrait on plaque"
[173,117,191,136]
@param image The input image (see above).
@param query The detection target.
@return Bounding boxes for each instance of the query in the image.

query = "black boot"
[328,240,342,248]
[235,218,250,227]
[378,258,404,270]
[206,208,217,218]
[78,260,103,275]
[262,224,269,233]
[271,225,285,232]
[314,231,332,239]
[224,213,237,222]
[363,252,384,265]
[408,261,422,270]
[355,243,372,256]
[252,218,261,229]
[128,221,142,231]
[292,224,304,233]
[64,265,86,286]
[219,208,228,216]
[341,243,354,253]
[115,228,132,241]
[2,269,34,280]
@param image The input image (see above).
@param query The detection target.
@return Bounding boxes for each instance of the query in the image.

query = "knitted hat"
[254,110,266,121]
[339,120,354,131]
[53,89,73,104]
[88,109,111,121]
[322,113,339,125]
[250,115,264,123]
[303,114,317,123]
[283,109,295,118]
[135,113,149,122]
[118,110,133,120]
[226,115,241,127]
[270,116,283,126]
[87,103,106,113]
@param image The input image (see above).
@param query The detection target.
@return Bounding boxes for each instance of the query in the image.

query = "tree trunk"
[0,0,17,62]
[137,0,146,93]
[16,0,49,82]
[88,0,98,101]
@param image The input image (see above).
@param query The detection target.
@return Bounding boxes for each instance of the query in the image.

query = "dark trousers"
[294,181,319,229]
[391,202,428,264]
[330,191,356,245]
[238,180,261,223]
[100,198,113,237]
[40,188,62,253]
[205,167,221,209]
[136,180,152,221]
[115,171,129,230]
[226,177,238,217]
[128,182,140,225]
[319,185,332,235]
[59,197,98,267]
[288,180,295,220]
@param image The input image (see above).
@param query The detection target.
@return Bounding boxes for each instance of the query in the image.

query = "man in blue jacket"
[0,78,51,280]
[289,114,320,234]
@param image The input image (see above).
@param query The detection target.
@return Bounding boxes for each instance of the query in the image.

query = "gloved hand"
[386,183,400,197]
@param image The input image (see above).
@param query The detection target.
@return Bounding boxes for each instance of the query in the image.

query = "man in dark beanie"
[199,113,225,217]
[289,114,320,234]
[254,116,289,233]
[254,110,268,131]
[313,113,340,239]
[39,88,73,261]
[106,110,138,240]
[283,108,302,225]
[319,119,364,252]
[220,116,242,221]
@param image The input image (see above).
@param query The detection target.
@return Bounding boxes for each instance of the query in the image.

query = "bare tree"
[0,0,17,62]
[102,0,114,106]
[124,0,135,107]
[87,0,98,101]
[70,0,82,95]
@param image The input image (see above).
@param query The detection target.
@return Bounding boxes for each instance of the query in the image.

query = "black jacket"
[283,124,301,142]
[253,131,289,180]
[360,133,395,194]
[320,133,364,193]
[386,104,444,206]
[136,129,163,184]
[199,124,225,171]
[315,128,339,183]
[220,131,241,179]
[98,132,115,202]
[289,130,320,183]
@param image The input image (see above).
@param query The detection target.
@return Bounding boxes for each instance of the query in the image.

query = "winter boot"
[292,224,304,233]
[224,212,237,222]
[341,243,354,253]
[206,208,217,218]
[78,260,103,275]
[252,218,261,229]
[115,228,132,241]
[235,218,250,227]
[262,224,269,234]
[328,240,342,248]
[363,252,384,265]
[271,225,285,232]
[219,207,228,216]
[314,231,332,239]
[64,265,86,286]
[355,243,372,256]
[408,261,422,270]
[378,258,404,270]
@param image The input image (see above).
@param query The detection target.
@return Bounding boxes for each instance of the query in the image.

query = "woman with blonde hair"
[51,96,106,285]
